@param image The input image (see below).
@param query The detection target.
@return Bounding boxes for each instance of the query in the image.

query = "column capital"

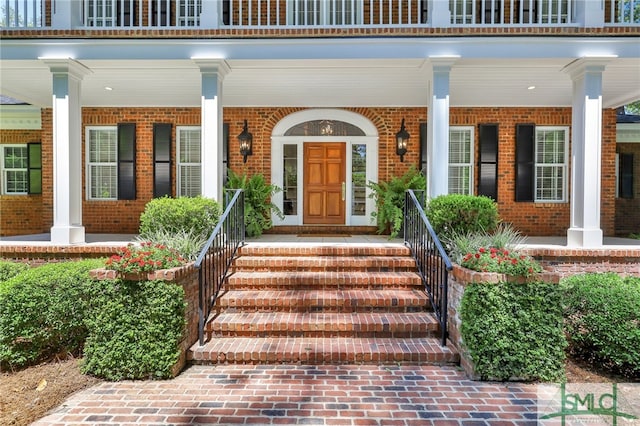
[427,56,460,72]
[192,59,231,79]
[40,58,92,80]
[562,56,616,80]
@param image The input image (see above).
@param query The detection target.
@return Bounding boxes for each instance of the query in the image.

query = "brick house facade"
[1,0,638,244]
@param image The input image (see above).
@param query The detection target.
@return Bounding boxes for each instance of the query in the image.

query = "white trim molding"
[0,105,42,129]
[271,108,378,226]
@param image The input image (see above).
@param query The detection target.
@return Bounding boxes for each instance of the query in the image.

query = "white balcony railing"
[1,0,42,27]
[1,0,638,29]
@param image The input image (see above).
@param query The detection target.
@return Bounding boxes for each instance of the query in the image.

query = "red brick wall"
[228,106,616,237]
[0,129,44,236]
[79,107,202,233]
[2,106,618,237]
[616,142,640,236]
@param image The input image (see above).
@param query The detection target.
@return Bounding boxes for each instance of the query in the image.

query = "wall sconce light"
[238,119,253,163]
[395,118,409,162]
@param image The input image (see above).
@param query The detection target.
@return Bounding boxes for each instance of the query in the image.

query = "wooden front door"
[304,143,346,224]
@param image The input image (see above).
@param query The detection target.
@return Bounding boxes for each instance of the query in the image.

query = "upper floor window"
[535,127,568,202]
[289,0,362,25]
[177,126,201,197]
[1,145,28,194]
[86,126,118,200]
[449,126,474,195]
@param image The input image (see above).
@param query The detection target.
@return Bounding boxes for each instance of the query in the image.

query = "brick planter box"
[447,264,560,380]
[90,263,199,378]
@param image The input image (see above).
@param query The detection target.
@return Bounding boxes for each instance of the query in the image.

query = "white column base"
[51,225,86,245]
[567,227,603,248]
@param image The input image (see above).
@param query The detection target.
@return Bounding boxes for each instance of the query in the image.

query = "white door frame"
[271,109,378,226]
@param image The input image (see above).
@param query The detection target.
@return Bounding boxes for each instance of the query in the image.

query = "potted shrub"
[368,166,426,238]
[226,169,284,237]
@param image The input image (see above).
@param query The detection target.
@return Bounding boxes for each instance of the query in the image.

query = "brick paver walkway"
[33,364,539,425]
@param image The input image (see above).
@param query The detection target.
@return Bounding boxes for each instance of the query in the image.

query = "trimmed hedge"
[82,279,186,380]
[460,280,566,381]
[0,259,104,370]
[562,273,640,378]
[426,194,498,241]
[139,196,221,241]
[0,260,29,283]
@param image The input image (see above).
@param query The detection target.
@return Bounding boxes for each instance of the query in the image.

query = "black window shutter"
[619,153,634,199]
[419,122,428,175]
[27,142,42,194]
[222,0,230,25]
[117,123,136,200]
[515,124,535,202]
[478,124,498,201]
[223,122,229,186]
[153,123,172,198]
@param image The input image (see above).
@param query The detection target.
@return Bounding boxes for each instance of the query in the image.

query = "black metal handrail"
[195,189,245,345]
[404,189,453,346]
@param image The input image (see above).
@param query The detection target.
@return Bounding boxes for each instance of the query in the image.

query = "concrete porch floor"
[1,232,639,249]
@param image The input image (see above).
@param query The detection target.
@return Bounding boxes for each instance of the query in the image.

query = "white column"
[42,59,91,244]
[200,0,220,28]
[428,0,452,27]
[574,0,605,28]
[563,57,613,247]
[51,0,83,29]
[193,59,230,202]
[427,57,457,198]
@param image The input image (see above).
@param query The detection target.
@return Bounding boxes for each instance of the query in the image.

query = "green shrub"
[139,196,221,247]
[0,259,104,370]
[226,169,283,238]
[562,273,640,379]
[368,166,426,238]
[460,281,566,381]
[0,260,29,283]
[426,194,498,242]
[82,279,186,380]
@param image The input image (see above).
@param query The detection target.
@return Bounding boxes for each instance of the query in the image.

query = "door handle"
[341,182,346,201]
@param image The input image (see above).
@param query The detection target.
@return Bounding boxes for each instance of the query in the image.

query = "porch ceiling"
[1,57,639,109]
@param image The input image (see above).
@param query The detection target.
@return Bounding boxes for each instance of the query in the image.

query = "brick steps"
[189,337,459,365]
[208,312,439,338]
[226,271,422,290]
[233,255,416,272]
[188,242,458,365]
[218,289,430,312]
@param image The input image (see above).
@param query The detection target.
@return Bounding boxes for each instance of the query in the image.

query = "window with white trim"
[448,126,474,195]
[177,126,201,197]
[289,0,362,25]
[535,126,568,202]
[87,126,118,200]
[1,145,28,194]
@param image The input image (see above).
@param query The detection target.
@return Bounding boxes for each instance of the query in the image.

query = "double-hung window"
[87,126,118,200]
[177,126,201,197]
[1,145,28,194]
[449,126,474,195]
[535,127,568,202]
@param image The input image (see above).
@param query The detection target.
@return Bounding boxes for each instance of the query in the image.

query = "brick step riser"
[190,352,457,365]
[219,304,431,314]
[238,248,412,258]
[218,305,430,314]
[217,291,431,312]
[232,267,416,274]
[226,283,424,291]
[206,330,440,339]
